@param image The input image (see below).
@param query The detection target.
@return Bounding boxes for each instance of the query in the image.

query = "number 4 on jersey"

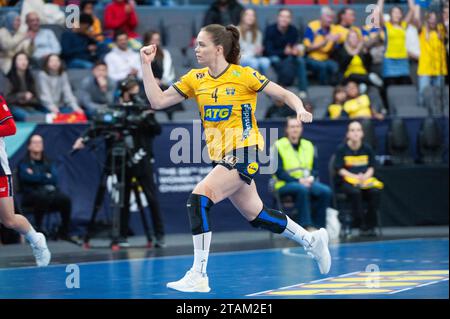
[211,88,219,103]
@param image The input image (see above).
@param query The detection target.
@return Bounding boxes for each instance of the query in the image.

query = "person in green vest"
[272,117,332,230]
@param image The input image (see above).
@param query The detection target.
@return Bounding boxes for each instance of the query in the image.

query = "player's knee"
[1,216,16,230]
[193,182,218,203]
[186,193,214,235]
[249,207,287,234]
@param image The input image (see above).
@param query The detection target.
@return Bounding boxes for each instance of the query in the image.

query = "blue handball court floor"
[0,237,448,299]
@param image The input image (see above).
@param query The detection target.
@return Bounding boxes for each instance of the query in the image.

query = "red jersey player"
[0,95,51,266]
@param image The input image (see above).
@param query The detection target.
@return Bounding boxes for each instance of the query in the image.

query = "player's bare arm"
[262,81,313,124]
[140,44,185,110]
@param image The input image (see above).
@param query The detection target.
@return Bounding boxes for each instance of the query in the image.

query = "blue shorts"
[212,147,260,185]
[383,58,410,78]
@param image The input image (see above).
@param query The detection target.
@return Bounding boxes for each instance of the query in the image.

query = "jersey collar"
[208,64,231,79]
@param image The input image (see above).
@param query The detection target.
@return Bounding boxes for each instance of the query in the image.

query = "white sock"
[281,216,314,248]
[192,232,211,274]
[24,227,40,245]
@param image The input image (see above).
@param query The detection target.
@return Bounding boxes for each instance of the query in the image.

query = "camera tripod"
[82,137,154,250]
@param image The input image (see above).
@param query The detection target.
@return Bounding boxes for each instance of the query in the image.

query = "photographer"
[73,76,165,247]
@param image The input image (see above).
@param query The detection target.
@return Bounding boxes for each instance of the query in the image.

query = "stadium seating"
[171,98,198,121]
[41,24,67,43]
[307,85,333,119]
[386,118,414,165]
[67,68,91,93]
[366,86,385,113]
[360,118,377,152]
[387,85,429,117]
[423,85,449,117]
[417,117,445,165]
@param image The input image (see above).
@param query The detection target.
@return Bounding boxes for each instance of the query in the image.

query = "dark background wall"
[9,118,449,234]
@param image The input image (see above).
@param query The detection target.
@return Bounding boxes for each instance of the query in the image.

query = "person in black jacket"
[119,77,166,247]
[203,0,244,27]
[61,13,108,69]
[18,134,72,239]
[263,8,308,95]
[6,52,46,121]
[333,29,384,89]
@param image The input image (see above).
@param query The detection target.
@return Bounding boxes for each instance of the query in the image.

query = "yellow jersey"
[328,103,346,119]
[418,24,448,76]
[173,64,268,161]
[362,24,385,42]
[90,17,104,42]
[343,94,372,118]
[334,24,364,44]
[303,20,342,61]
[384,21,408,59]
[344,55,368,78]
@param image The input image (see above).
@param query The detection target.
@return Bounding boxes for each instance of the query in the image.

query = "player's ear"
[216,45,224,56]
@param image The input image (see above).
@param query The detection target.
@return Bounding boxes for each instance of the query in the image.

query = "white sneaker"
[30,233,51,267]
[359,83,368,94]
[369,72,384,87]
[167,269,211,293]
[304,228,331,275]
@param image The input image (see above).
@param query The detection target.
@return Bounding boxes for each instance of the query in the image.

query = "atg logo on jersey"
[203,105,232,122]
[225,88,235,96]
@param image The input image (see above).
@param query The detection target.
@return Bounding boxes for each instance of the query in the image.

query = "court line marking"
[281,249,448,264]
[0,237,447,271]
[246,271,360,297]
[388,278,449,295]
[248,272,449,297]
[281,248,310,258]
